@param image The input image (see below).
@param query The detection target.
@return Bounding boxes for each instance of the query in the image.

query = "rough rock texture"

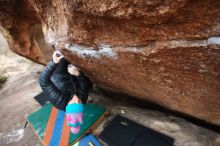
[0,0,52,64]
[0,0,220,125]
[0,45,219,146]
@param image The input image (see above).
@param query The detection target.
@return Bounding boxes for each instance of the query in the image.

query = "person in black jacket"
[38,51,91,111]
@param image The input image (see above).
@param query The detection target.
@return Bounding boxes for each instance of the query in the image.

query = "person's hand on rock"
[68,64,80,76]
[52,50,64,64]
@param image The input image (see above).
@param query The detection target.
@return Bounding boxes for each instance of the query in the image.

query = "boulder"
[0,0,220,125]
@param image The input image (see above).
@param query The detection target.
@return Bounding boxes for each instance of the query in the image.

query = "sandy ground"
[0,33,220,146]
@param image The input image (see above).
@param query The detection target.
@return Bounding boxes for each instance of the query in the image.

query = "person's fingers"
[72,66,78,72]
[69,95,79,104]
[78,98,82,103]
[52,52,56,58]
[67,64,80,75]
[69,64,76,68]
[58,55,64,60]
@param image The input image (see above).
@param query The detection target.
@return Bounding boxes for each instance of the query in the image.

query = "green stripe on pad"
[27,104,52,139]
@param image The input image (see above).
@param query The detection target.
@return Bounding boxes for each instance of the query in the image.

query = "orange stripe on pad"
[59,116,71,146]
[43,107,58,146]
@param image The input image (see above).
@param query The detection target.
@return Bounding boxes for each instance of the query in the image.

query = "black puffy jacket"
[39,60,91,111]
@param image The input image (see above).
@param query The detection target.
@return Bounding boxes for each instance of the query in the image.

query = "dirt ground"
[0,34,220,146]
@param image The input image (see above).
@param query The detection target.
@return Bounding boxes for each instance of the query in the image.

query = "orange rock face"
[1,0,220,125]
[0,0,52,64]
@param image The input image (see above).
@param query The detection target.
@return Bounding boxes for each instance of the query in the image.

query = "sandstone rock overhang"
[0,0,220,125]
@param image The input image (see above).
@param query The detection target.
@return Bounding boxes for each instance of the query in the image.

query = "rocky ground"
[0,34,220,146]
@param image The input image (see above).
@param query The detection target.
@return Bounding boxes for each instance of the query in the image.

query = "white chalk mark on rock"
[64,37,220,59]
[65,43,117,59]
[208,37,220,45]
[5,129,24,144]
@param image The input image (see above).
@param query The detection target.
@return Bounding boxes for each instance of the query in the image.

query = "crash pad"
[73,134,102,146]
[99,115,174,146]
[27,103,107,146]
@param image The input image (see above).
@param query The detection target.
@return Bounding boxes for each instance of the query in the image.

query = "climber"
[39,50,92,134]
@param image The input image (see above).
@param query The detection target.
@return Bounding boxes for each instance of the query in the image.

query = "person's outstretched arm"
[68,65,91,103]
[38,51,69,110]
[39,51,63,90]
[76,72,90,103]
[39,60,58,90]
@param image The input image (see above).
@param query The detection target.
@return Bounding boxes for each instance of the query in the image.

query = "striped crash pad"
[27,103,107,146]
